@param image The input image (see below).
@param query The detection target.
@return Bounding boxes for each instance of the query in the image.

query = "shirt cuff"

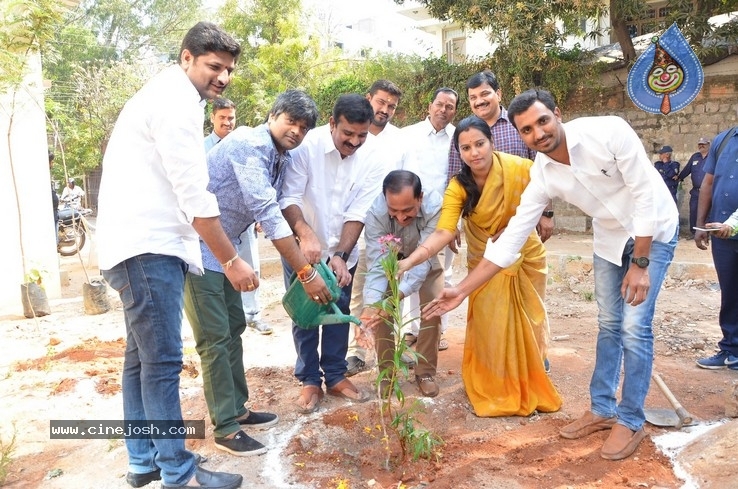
[483,237,520,268]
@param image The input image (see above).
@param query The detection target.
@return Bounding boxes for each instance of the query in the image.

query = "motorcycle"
[57,203,92,256]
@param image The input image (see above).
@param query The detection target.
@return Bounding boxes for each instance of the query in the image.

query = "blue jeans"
[712,238,738,355]
[590,230,677,431]
[103,254,196,485]
[282,259,355,388]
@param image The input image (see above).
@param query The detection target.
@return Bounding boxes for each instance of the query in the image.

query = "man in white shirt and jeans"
[98,22,250,489]
[420,88,678,461]
[281,94,386,413]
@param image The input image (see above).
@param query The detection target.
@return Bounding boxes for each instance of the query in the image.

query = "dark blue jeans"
[712,238,738,356]
[103,254,196,485]
[282,259,355,388]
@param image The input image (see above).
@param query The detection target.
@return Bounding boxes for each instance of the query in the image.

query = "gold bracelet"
[221,254,239,270]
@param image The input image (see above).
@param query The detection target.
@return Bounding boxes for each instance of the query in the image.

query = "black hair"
[179,21,241,61]
[212,97,236,112]
[431,87,459,109]
[270,90,319,130]
[332,94,374,125]
[452,116,493,217]
[466,70,500,91]
[368,80,402,99]
[507,89,557,129]
[383,170,422,199]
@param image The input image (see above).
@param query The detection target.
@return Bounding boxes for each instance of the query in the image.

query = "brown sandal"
[327,378,369,403]
[295,385,324,414]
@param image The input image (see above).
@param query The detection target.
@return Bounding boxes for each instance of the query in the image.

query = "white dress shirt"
[97,65,219,274]
[484,116,679,267]
[399,117,455,196]
[280,124,387,268]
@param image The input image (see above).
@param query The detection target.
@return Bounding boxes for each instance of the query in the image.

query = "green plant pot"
[20,283,51,318]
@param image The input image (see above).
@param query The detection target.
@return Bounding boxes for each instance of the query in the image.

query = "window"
[624,2,672,38]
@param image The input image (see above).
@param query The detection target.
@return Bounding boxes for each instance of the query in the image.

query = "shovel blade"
[644,408,694,428]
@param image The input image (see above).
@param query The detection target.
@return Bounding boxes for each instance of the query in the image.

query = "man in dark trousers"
[695,126,738,370]
[654,145,680,203]
[678,137,710,237]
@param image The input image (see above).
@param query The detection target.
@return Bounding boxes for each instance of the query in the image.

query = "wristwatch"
[542,210,554,218]
[333,251,350,262]
[631,256,650,268]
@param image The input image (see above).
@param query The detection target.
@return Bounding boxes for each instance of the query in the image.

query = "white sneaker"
[247,320,273,335]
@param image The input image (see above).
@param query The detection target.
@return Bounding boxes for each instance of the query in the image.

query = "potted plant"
[21,267,50,318]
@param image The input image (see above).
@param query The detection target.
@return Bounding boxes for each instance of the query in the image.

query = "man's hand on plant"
[422,287,465,319]
[396,258,412,281]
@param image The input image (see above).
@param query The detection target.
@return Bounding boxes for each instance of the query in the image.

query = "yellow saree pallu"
[443,152,562,416]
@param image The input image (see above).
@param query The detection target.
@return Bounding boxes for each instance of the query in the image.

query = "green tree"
[218,0,328,125]
[74,0,203,60]
[43,0,205,179]
[395,0,605,97]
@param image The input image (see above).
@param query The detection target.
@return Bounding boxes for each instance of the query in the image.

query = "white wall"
[0,53,61,314]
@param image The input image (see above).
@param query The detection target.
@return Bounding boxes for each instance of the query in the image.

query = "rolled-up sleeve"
[234,146,293,240]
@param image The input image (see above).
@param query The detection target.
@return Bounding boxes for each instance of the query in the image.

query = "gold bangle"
[221,254,239,270]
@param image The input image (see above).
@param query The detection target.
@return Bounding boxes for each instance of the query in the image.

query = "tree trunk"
[611,0,637,63]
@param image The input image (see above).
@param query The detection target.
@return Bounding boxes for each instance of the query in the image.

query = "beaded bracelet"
[221,254,239,270]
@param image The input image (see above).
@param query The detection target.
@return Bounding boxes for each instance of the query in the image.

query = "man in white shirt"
[97,22,249,489]
[60,178,85,208]
[366,79,402,138]
[281,94,386,413]
[421,89,678,461]
[398,88,459,353]
[345,80,403,376]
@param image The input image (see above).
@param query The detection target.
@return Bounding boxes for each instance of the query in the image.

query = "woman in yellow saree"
[399,116,561,416]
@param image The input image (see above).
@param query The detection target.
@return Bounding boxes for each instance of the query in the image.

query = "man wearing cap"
[654,145,680,203]
[678,138,711,237]
[60,178,85,209]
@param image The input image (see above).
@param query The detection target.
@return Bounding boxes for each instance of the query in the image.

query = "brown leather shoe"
[415,374,439,397]
[600,424,647,460]
[559,410,617,439]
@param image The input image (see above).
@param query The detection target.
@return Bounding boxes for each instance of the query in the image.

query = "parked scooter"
[57,203,92,256]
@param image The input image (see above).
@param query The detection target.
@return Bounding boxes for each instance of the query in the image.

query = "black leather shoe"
[161,467,243,489]
[126,453,207,488]
[127,469,160,488]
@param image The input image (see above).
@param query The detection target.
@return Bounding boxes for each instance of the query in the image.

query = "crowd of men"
[94,21,738,489]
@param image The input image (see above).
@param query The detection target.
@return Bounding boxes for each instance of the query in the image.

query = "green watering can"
[282,261,360,330]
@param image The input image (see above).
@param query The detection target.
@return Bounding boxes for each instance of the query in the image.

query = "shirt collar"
[422,117,451,136]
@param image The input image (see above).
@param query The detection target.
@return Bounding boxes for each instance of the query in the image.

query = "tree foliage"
[42,0,204,179]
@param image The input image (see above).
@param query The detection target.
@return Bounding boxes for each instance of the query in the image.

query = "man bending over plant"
[360,170,445,397]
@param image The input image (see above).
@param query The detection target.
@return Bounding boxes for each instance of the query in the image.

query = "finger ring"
[313,295,320,301]
[247,284,254,290]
